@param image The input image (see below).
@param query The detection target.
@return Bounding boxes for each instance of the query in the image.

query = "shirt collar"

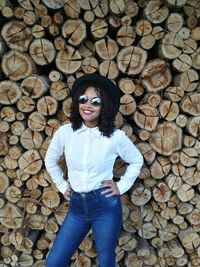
[76,123,102,137]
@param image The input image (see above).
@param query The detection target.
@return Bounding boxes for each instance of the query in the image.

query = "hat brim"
[71,74,120,116]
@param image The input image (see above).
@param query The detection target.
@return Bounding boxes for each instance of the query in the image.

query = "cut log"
[54,37,66,51]
[0,80,22,105]
[166,0,187,8]
[137,142,156,165]
[17,96,35,113]
[172,54,192,72]
[0,107,16,122]
[131,184,151,206]
[50,81,70,101]
[150,156,171,179]
[180,92,200,116]
[180,148,198,167]
[28,111,46,132]
[140,34,155,50]
[37,96,58,116]
[119,94,136,116]
[117,46,147,76]
[18,149,43,174]
[166,174,182,191]
[124,0,139,17]
[0,132,9,156]
[45,119,60,137]
[174,69,199,92]
[0,203,23,229]
[1,50,35,81]
[109,0,125,15]
[153,182,171,203]
[41,0,68,9]
[62,19,86,46]
[41,15,52,28]
[29,38,56,65]
[0,172,9,193]
[138,222,157,239]
[159,100,179,121]
[99,60,119,79]
[91,19,108,39]
[186,117,200,137]
[41,189,60,209]
[152,26,164,40]
[116,25,136,47]
[160,33,184,59]
[144,1,169,24]
[178,227,200,249]
[133,104,159,131]
[56,46,82,74]
[176,114,188,128]
[64,0,80,18]
[35,4,48,18]
[95,38,118,60]
[20,129,43,150]
[177,184,194,202]
[82,57,98,74]
[135,19,152,36]
[140,59,171,92]
[166,13,184,33]
[118,78,135,94]
[1,20,32,52]
[191,47,200,70]
[149,122,182,156]
[164,86,184,102]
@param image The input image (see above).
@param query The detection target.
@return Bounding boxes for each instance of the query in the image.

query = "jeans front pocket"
[93,191,120,209]
[69,193,84,213]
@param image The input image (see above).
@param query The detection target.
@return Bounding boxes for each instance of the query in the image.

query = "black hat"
[71,74,121,116]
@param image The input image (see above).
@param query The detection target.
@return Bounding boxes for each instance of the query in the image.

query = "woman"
[45,74,143,267]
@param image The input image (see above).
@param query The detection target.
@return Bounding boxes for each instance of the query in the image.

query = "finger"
[101,188,113,194]
[105,191,116,197]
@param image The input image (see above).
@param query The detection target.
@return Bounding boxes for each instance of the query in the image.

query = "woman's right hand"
[64,186,72,201]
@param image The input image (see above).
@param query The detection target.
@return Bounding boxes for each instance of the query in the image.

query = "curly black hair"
[69,82,117,137]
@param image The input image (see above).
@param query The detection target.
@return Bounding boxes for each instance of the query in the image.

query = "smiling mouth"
[82,109,93,115]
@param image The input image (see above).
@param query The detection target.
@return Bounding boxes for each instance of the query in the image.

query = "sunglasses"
[78,95,102,106]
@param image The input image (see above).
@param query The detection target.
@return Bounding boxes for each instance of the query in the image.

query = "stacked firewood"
[0,0,200,266]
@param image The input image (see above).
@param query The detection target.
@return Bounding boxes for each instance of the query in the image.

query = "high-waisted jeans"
[45,188,122,267]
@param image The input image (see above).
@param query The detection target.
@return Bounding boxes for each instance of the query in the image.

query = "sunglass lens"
[91,97,102,106]
[78,95,88,104]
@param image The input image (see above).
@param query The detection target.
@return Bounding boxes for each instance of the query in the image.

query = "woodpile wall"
[0,0,200,266]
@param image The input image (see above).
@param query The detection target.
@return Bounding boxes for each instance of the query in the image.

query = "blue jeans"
[46,188,122,267]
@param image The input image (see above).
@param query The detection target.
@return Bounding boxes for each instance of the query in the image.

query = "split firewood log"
[62,19,86,46]
[29,38,56,65]
[1,20,32,52]
[56,46,82,74]
[140,59,171,92]
[149,122,182,156]
[117,46,147,75]
[2,50,35,81]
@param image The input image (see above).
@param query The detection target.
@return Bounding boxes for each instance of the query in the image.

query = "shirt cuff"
[57,180,70,194]
[116,180,130,195]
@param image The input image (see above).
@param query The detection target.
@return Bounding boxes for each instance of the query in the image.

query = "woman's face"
[78,86,101,128]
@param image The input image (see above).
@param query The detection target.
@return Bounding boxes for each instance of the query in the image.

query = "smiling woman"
[78,87,101,128]
[44,74,143,267]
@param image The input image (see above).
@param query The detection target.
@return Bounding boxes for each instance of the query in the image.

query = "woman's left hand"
[100,180,120,197]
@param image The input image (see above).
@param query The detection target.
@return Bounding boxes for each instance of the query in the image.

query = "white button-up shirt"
[44,123,143,195]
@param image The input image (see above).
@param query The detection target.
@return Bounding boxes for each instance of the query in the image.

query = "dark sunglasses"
[78,95,102,106]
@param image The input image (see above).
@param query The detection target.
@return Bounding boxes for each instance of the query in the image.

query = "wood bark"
[0,0,200,266]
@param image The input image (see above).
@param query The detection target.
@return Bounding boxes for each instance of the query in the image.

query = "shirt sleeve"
[44,126,69,194]
[116,131,143,195]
